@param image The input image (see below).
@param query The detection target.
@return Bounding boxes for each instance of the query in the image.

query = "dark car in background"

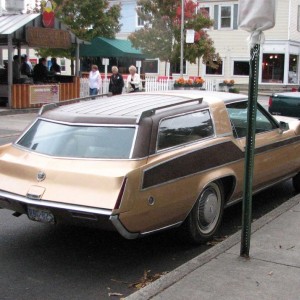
[269,92,300,118]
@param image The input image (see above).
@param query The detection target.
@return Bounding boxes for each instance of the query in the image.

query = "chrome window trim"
[12,143,148,162]
[155,108,215,153]
[14,118,138,160]
[0,190,112,216]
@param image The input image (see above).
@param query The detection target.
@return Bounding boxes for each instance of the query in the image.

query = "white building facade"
[113,0,300,86]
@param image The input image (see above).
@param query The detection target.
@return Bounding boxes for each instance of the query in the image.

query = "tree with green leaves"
[129,0,221,69]
[36,0,121,72]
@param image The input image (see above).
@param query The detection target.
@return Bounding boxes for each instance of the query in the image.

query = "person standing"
[89,65,102,97]
[126,65,142,92]
[33,57,49,83]
[12,55,20,83]
[20,55,32,77]
[50,57,61,74]
[109,66,124,95]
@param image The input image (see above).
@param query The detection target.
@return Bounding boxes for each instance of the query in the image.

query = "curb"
[0,108,39,116]
[125,193,300,300]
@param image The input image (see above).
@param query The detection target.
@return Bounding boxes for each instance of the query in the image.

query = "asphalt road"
[0,95,297,299]
[0,180,296,300]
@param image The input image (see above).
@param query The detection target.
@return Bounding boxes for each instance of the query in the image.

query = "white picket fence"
[80,78,110,97]
[80,77,220,97]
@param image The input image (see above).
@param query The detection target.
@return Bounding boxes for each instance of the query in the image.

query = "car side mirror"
[279,121,289,133]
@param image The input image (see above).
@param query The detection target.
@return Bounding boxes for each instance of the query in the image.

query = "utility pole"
[180,0,184,77]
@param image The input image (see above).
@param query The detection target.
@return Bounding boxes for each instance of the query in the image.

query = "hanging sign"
[26,27,71,49]
[186,29,195,43]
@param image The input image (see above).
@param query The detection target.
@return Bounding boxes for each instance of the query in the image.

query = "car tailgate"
[0,145,143,210]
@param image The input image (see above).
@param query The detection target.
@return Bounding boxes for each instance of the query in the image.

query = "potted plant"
[219,79,235,87]
[174,77,205,89]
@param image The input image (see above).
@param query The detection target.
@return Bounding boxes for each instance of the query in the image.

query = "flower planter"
[174,85,203,90]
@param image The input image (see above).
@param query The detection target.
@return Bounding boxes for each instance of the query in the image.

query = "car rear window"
[16,119,136,159]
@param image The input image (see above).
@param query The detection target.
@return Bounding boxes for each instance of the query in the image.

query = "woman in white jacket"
[126,65,142,92]
[89,65,102,97]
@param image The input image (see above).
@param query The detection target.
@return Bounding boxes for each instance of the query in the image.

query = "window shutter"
[233,4,238,29]
[214,5,219,30]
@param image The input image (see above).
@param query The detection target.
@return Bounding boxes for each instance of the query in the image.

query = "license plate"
[27,206,55,224]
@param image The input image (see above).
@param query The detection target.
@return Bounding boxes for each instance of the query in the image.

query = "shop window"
[233,61,249,76]
[206,61,223,75]
[143,59,158,74]
[171,60,187,75]
[288,55,298,84]
[262,54,285,83]
[60,59,66,72]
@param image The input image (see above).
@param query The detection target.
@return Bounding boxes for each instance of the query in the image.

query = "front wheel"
[293,173,300,193]
[183,181,224,244]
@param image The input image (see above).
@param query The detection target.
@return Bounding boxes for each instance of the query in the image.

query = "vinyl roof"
[80,37,146,58]
[40,91,246,124]
[50,93,194,117]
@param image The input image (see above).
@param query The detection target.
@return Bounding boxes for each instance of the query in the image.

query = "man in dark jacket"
[50,57,61,73]
[33,57,49,83]
[20,55,32,77]
[109,66,124,95]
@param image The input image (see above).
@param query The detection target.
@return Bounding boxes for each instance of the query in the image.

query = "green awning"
[80,37,146,58]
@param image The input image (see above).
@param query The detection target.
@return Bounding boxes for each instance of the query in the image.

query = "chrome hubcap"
[198,185,221,234]
[202,193,218,224]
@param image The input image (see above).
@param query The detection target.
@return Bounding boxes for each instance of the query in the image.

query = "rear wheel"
[293,173,300,193]
[183,181,224,244]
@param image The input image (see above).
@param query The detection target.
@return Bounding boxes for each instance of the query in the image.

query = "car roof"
[40,91,247,125]
[272,92,300,98]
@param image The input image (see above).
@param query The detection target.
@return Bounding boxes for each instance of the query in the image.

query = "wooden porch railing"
[11,76,80,109]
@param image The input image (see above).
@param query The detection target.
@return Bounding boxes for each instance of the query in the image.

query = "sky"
[0,0,39,13]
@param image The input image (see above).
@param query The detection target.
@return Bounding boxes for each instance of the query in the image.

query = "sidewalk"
[126,193,300,300]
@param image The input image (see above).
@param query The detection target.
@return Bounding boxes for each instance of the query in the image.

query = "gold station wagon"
[0,91,300,243]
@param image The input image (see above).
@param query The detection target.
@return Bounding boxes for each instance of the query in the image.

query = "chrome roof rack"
[38,94,108,115]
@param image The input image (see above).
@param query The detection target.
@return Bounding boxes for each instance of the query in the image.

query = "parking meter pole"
[240,44,260,258]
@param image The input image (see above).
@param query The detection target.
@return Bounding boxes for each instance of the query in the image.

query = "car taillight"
[114,178,127,210]
[269,97,272,107]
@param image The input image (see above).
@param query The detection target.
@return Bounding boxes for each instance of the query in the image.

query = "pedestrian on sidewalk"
[126,65,142,93]
[89,65,102,98]
[109,66,124,96]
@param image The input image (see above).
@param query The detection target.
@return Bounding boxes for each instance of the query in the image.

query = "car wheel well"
[219,176,236,204]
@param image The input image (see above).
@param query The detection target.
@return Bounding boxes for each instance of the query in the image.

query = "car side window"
[157,110,214,150]
[226,101,278,138]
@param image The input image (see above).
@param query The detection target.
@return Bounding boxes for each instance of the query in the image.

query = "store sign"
[30,85,59,105]
[26,27,71,49]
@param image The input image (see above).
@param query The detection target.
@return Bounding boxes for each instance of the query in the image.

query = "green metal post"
[240,44,260,257]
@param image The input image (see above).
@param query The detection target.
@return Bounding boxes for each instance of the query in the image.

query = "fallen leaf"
[129,270,169,290]
[206,236,228,246]
[286,245,295,250]
[108,292,123,297]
